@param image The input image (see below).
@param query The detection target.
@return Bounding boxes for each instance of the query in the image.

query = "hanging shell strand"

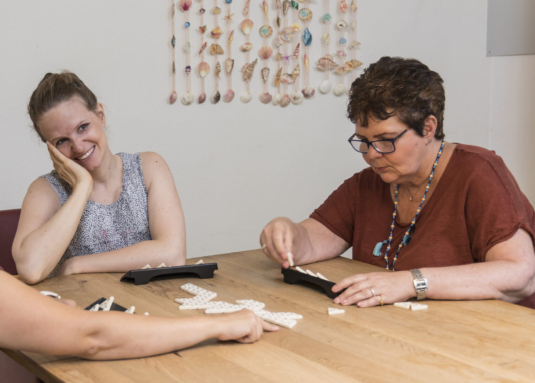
[180,0,194,105]
[170,0,177,104]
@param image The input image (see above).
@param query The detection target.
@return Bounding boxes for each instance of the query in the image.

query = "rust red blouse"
[310,144,535,308]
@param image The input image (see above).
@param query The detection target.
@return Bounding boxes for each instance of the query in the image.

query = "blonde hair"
[28,71,98,141]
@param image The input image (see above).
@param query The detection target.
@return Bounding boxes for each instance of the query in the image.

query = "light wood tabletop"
[3,249,535,383]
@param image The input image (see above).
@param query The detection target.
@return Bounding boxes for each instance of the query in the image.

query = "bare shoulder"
[140,151,170,170]
[139,152,174,191]
[25,177,61,208]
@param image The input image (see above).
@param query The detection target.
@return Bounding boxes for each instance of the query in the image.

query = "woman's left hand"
[332,271,416,307]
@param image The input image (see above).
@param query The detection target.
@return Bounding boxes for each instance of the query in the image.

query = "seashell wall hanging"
[165,0,362,106]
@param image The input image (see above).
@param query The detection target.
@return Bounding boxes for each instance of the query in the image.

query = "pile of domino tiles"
[175,283,303,328]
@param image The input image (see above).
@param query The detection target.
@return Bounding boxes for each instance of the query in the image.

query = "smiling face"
[356,115,431,185]
[38,96,108,172]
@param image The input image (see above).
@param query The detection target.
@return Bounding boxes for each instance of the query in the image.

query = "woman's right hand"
[259,217,298,268]
[216,309,279,343]
[46,142,93,191]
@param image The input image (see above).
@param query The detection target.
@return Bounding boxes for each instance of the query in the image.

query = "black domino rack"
[85,297,128,312]
[281,268,345,299]
[120,263,218,285]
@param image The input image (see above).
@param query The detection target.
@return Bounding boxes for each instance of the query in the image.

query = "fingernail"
[342,300,347,304]
[334,298,339,303]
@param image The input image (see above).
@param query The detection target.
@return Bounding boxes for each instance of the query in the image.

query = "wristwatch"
[410,269,428,300]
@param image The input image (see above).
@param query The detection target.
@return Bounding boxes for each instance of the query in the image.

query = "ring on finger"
[261,244,267,251]
[369,288,375,297]
[380,295,384,306]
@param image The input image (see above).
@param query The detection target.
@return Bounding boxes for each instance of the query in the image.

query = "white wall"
[489,55,535,203]
[0,0,533,258]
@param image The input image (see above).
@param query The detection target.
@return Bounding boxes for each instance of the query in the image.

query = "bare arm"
[0,272,277,359]
[423,228,535,302]
[61,152,187,275]
[333,229,535,307]
[13,144,93,284]
[260,217,349,268]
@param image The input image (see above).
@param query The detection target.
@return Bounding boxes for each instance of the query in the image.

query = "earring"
[427,139,432,144]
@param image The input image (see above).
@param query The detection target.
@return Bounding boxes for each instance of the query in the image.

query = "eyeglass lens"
[353,140,395,153]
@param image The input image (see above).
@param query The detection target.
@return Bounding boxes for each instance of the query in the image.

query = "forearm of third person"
[15,183,91,284]
[70,238,186,274]
[78,314,225,360]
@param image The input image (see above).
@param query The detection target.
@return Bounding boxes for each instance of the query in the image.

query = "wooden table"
[3,249,535,382]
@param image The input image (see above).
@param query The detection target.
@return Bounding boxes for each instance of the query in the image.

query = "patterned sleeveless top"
[42,153,151,277]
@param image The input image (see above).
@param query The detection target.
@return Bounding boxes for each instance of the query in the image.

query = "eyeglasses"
[348,129,408,154]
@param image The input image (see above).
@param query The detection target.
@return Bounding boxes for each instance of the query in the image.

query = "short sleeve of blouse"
[463,149,535,262]
[309,173,360,244]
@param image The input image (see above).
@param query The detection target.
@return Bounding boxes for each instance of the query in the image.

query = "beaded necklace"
[372,139,445,271]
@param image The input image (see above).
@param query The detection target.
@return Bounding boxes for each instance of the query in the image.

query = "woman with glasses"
[260,56,535,309]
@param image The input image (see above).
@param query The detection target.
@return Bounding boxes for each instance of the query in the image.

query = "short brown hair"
[28,71,98,142]
[347,57,445,139]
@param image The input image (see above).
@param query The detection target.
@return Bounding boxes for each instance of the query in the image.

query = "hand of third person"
[217,309,279,343]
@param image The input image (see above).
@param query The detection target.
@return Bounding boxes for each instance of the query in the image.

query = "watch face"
[414,279,427,289]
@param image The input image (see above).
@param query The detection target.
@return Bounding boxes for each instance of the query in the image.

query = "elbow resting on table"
[18,271,46,286]
[159,238,186,266]
[13,255,47,285]
[498,264,535,303]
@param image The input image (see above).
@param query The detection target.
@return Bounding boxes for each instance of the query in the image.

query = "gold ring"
[380,295,384,306]
[261,244,267,250]
[369,288,375,297]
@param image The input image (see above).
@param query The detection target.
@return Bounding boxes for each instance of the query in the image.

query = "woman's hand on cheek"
[332,271,415,307]
[46,142,93,191]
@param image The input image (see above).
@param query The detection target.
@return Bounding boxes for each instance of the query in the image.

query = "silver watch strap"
[410,269,428,300]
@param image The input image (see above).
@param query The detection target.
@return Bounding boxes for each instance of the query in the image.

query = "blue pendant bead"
[380,140,445,271]
[372,241,387,256]
[340,37,347,44]
[225,0,232,3]
[184,22,190,28]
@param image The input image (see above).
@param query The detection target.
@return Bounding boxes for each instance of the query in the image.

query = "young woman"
[13,72,187,284]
